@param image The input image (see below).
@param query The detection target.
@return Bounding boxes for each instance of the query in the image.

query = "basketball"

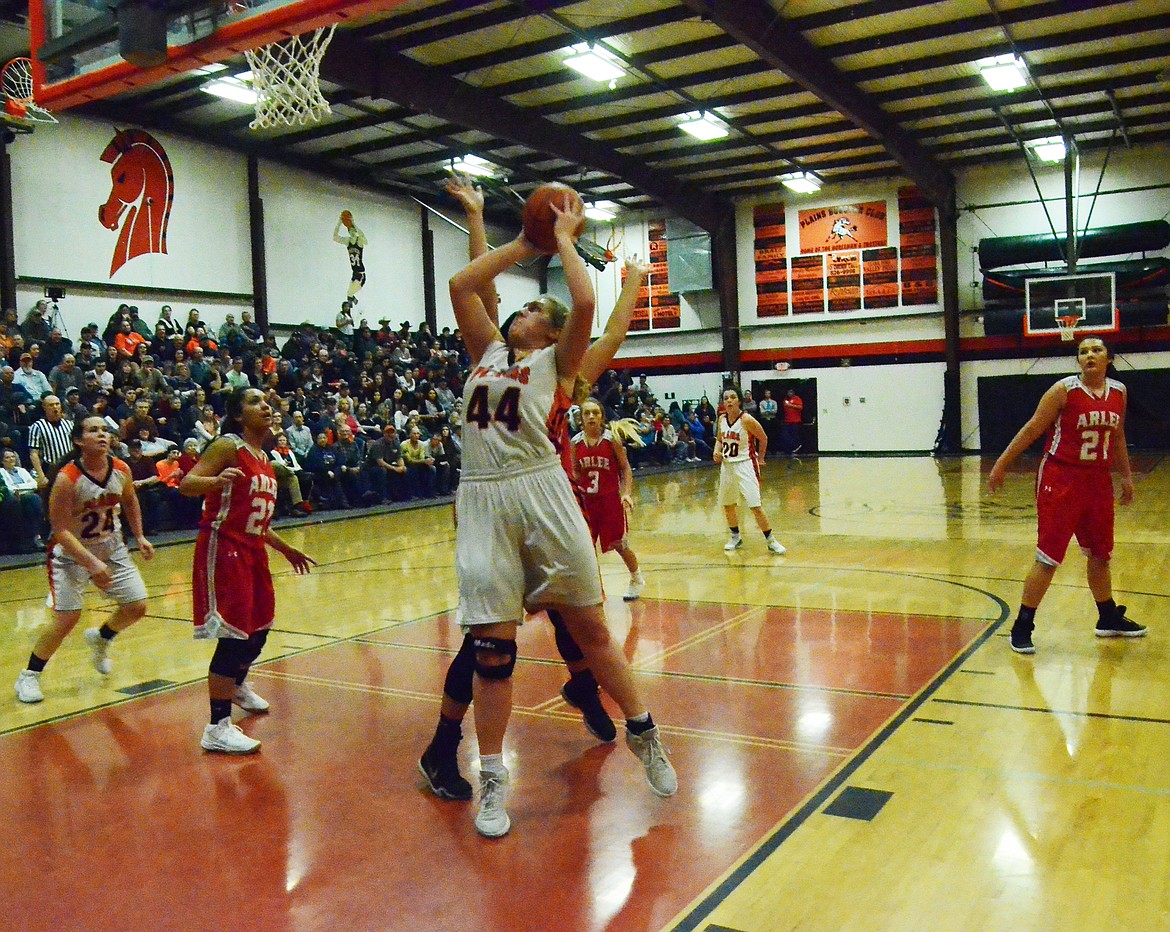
[523,183,585,254]
[340,210,354,228]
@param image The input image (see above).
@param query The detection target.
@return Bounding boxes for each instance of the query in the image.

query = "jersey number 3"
[466,385,521,432]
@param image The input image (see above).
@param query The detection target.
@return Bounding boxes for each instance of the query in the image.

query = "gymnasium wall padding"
[978,220,1170,270]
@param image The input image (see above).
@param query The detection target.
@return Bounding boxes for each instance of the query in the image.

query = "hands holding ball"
[522,183,585,254]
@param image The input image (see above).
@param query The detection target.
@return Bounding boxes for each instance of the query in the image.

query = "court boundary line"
[668,579,1011,932]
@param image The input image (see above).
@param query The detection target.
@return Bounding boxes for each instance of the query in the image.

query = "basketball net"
[1,58,58,124]
[1056,315,1081,342]
[244,25,336,130]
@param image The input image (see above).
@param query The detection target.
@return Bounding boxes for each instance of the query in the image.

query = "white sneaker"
[623,573,645,602]
[15,670,43,704]
[83,628,112,675]
[475,768,511,838]
[201,717,261,754]
[724,535,743,551]
[767,538,787,555]
[626,725,678,797]
[232,682,270,713]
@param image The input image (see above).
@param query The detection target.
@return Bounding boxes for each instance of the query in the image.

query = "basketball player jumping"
[716,386,786,554]
[333,210,367,305]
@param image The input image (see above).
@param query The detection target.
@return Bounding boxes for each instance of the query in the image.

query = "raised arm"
[988,382,1066,492]
[450,235,539,362]
[551,198,595,381]
[445,175,499,324]
[580,254,650,386]
[332,219,348,246]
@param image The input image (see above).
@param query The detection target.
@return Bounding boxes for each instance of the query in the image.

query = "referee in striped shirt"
[27,394,74,490]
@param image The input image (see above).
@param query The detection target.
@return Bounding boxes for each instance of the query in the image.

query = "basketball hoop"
[1,58,58,124]
[244,25,336,130]
[1056,315,1081,342]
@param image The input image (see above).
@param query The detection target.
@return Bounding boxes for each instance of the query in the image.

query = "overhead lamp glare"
[584,201,617,222]
[1027,135,1067,163]
[679,111,728,141]
[780,171,822,194]
[202,72,257,105]
[978,54,1027,91]
[450,154,499,178]
[564,44,625,83]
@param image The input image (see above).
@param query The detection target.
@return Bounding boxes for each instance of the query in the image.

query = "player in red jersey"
[988,337,1143,653]
[180,387,316,753]
[573,398,644,601]
[14,416,155,703]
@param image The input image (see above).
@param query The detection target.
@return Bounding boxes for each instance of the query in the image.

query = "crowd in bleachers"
[0,298,725,555]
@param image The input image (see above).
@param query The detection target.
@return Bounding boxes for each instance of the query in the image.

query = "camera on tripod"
[44,286,66,302]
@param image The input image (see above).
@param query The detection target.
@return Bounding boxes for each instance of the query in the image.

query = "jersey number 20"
[466,385,521,432]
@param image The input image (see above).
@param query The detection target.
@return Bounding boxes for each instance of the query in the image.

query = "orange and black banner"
[753,202,788,318]
[630,222,664,331]
[827,251,861,312]
[862,246,899,309]
[798,201,888,255]
[898,186,938,305]
[790,254,826,314]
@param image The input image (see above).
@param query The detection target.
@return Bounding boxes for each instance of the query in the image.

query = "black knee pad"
[473,636,517,681]
[443,636,476,705]
[209,638,251,678]
[242,629,269,667]
[549,609,584,664]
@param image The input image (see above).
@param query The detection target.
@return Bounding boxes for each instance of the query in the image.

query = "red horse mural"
[98,129,174,277]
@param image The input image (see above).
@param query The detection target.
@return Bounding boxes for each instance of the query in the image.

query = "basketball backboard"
[1023,272,1118,338]
[30,0,409,111]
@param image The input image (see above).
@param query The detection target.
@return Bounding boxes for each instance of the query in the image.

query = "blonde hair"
[609,417,644,447]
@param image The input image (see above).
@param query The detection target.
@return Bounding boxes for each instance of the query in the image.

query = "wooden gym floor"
[1,454,1167,931]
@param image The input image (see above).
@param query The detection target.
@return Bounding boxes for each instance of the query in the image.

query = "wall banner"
[798,201,887,255]
[753,202,788,318]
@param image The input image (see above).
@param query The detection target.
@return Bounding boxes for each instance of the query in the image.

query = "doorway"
[751,377,818,455]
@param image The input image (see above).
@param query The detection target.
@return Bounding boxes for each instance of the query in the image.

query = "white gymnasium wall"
[259,162,425,330]
[11,112,253,339]
[955,141,1170,448]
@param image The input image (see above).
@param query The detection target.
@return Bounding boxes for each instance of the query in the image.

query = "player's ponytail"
[219,385,251,437]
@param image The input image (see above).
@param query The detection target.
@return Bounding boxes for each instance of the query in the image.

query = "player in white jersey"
[447,191,675,838]
[715,387,786,554]
[14,416,155,703]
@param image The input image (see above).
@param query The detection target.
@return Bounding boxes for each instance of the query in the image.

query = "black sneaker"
[561,682,617,743]
[418,745,472,801]
[1095,605,1147,639]
[1010,623,1035,654]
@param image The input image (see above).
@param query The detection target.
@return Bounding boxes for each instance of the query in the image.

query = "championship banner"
[790,254,826,314]
[898,186,938,305]
[827,251,861,312]
[753,202,788,318]
[629,221,665,331]
[798,201,887,255]
[862,246,899,309]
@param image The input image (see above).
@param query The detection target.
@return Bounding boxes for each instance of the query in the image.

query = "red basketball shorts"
[582,492,628,554]
[1034,457,1115,566]
[193,529,275,638]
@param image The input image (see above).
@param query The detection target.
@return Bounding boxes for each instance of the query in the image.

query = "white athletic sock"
[480,753,506,776]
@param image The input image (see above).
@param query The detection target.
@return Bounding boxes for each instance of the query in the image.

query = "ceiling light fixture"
[1026,136,1067,162]
[450,154,499,178]
[679,112,728,141]
[564,43,625,83]
[584,201,617,222]
[779,171,822,194]
[978,54,1027,92]
[203,71,258,105]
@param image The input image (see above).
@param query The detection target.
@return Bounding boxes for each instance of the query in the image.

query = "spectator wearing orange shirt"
[113,320,148,361]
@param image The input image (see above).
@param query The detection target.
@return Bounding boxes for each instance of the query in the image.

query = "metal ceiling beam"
[679,0,953,206]
[319,32,728,232]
